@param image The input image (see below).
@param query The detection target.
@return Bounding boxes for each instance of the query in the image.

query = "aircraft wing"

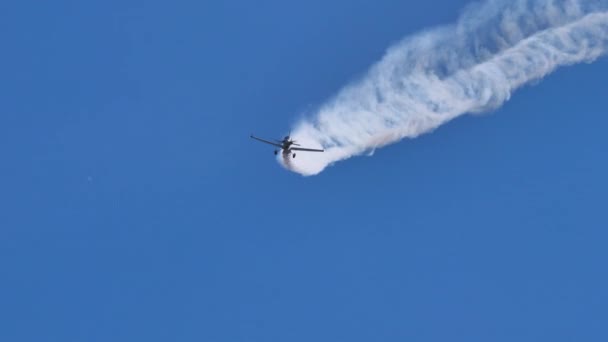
[250,135,283,148]
[291,147,325,152]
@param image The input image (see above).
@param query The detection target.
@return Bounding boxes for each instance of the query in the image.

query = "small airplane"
[250,133,324,158]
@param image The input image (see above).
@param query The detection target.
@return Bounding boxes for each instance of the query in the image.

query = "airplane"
[250,133,324,158]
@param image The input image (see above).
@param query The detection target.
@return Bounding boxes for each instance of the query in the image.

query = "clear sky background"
[2,0,607,341]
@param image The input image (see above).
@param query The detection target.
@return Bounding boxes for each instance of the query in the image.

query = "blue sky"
[2,0,608,341]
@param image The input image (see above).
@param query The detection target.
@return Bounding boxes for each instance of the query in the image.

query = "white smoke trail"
[284,0,608,175]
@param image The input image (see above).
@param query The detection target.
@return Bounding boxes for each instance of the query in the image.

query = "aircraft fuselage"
[250,134,322,159]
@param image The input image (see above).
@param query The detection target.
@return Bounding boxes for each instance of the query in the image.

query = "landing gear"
[274,150,278,155]
[292,153,296,158]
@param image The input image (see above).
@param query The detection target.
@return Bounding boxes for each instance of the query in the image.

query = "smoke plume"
[285,0,608,175]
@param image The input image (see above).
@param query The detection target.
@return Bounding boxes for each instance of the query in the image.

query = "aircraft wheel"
[274,150,278,155]
[292,153,296,158]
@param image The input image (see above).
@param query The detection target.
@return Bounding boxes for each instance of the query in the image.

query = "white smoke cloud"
[284,0,608,175]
